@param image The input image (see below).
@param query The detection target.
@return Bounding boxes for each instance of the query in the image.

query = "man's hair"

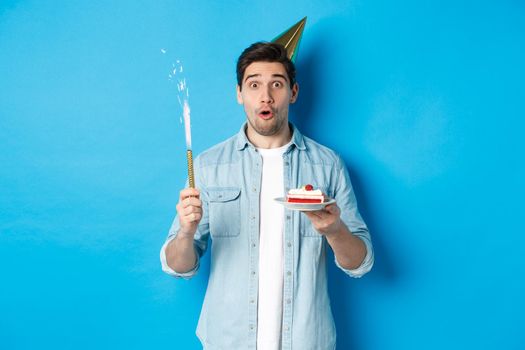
[236,42,296,90]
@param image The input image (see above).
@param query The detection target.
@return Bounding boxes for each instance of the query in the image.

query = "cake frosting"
[286,184,324,203]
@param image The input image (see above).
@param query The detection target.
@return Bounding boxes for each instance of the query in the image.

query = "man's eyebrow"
[272,74,288,81]
[244,74,261,82]
[244,73,288,83]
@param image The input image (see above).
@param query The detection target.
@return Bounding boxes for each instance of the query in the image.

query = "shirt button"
[252,242,256,248]
[287,242,292,248]
[250,324,254,330]
[252,271,256,276]
[285,325,290,331]
[252,187,257,192]
[250,299,255,304]
[285,162,290,166]
[287,271,292,276]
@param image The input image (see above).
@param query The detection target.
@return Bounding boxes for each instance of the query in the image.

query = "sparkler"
[165,53,195,188]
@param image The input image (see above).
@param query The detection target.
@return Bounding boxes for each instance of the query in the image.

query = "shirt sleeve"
[334,234,374,278]
[160,232,202,279]
[159,158,210,279]
[332,155,374,278]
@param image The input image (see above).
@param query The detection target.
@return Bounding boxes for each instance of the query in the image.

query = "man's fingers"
[176,201,201,214]
[183,204,202,216]
[324,203,340,215]
[176,188,202,237]
[302,203,343,236]
[181,196,202,209]
[185,212,202,223]
[303,210,323,220]
[179,210,202,226]
[176,189,203,228]
[179,188,200,202]
[304,206,339,221]
[315,211,324,218]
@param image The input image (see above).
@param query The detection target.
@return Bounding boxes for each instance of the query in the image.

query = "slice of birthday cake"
[286,184,324,203]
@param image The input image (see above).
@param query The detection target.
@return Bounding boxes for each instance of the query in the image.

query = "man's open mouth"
[258,108,274,120]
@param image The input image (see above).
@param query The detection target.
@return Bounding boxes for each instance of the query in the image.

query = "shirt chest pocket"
[208,187,241,238]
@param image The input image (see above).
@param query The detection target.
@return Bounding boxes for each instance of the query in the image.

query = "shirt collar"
[235,122,306,151]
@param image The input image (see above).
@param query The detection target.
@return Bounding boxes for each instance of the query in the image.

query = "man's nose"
[260,86,274,104]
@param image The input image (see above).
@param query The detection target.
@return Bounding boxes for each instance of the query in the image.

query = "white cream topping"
[288,188,323,196]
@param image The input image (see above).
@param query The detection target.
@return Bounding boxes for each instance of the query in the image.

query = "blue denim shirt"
[161,123,374,350]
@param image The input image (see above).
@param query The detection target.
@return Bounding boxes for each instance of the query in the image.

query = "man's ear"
[290,82,299,103]
[236,85,243,104]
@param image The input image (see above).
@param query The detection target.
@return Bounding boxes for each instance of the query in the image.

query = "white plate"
[273,197,336,211]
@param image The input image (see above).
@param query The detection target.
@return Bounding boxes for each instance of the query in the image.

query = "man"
[160,42,374,350]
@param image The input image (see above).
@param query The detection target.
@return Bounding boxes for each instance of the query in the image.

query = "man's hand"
[176,188,203,238]
[164,188,202,274]
[304,201,367,270]
[303,203,344,238]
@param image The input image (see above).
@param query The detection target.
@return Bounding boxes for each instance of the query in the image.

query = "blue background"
[1,1,524,349]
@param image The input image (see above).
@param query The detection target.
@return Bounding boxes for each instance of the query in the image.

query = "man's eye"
[249,82,258,89]
[272,81,282,88]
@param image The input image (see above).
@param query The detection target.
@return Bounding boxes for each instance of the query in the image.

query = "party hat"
[272,17,307,63]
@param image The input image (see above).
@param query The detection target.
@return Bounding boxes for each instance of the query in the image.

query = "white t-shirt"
[256,143,289,350]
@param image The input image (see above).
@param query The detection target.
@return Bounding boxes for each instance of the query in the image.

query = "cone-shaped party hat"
[272,17,307,63]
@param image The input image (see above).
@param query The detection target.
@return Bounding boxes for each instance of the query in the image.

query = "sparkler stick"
[186,149,194,188]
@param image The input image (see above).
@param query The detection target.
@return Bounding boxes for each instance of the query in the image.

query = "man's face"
[237,61,298,138]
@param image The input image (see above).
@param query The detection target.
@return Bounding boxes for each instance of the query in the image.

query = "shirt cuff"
[160,235,200,279]
[335,234,374,278]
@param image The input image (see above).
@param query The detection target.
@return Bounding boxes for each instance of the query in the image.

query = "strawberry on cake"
[286,184,324,203]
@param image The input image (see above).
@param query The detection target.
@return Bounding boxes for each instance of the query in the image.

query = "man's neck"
[246,124,292,149]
